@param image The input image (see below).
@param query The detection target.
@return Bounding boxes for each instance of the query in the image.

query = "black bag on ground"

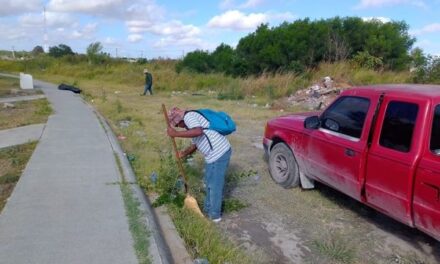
[58,83,82,94]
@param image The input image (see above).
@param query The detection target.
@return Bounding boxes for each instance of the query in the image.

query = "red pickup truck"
[263,84,440,240]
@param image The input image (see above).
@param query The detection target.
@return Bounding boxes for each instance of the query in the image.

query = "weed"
[100,88,107,102]
[121,183,152,264]
[116,99,123,113]
[152,192,185,208]
[169,205,254,264]
[35,99,52,116]
[0,174,20,184]
[0,142,37,213]
[113,152,151,264]
[227,169,257,186]
[0,99,52,130]
[222,198,248,213]
[313,234,357,264]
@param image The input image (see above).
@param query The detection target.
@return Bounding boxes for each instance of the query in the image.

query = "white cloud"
[240,0,265,9]
[410,23,440,36]
[126,19,201,46]
[220,0,235,9]
[0,0,43,16]
[355,0,427,9]
[103,37,117,45]
[154,37,203,48]
[69,23,97,39]
[208,10,267,30]
[219,0,265,9]
[19,11,74,27]
[128,34,143,42]
[361,16,392,23]
[148,21,200,37]
[47,0,124,14]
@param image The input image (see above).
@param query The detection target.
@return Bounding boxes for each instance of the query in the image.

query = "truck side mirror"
[304,116,320,129]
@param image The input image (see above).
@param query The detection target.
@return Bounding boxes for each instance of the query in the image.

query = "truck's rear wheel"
[269,143,300,188]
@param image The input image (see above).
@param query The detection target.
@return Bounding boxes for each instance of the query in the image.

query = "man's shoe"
[211,217,222,223]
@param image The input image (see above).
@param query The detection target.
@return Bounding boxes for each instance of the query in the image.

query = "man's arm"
[167,126,203,138]
[178,144,197,158]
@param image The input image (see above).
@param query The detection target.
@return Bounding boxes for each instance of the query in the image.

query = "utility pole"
[12,46,16,59]
[115,48,118,58]
[43,6,48,52]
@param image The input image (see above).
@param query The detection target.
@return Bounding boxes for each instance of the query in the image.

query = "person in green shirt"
[142,69,153,95]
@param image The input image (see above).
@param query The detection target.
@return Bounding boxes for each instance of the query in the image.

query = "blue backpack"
[188,109,236,135]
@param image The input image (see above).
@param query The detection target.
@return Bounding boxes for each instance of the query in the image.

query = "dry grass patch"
[0,98,52,130]
[0,142,37,213]
[0,76,42,98]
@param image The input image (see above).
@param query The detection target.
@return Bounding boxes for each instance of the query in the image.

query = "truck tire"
[269,143,300,188]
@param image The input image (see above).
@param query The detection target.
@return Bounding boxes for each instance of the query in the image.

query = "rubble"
[287,76,346,110]
[3,102,15,109]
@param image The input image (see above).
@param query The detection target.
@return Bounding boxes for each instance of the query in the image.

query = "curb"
[90,105,192,264]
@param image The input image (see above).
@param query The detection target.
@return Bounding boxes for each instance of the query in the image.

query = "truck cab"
[263,84,440,240]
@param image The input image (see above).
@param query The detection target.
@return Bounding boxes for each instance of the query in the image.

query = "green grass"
[114,152,152,264]
[312,234,357,264]
[222,198,248,213]
[0,142,37,213]
[169,205,254,264]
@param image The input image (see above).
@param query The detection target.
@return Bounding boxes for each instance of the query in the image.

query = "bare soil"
[0,99,51,130]
[218,115,440,264]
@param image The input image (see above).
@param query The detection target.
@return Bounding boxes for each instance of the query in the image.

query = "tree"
[177,50,213,73]
[86,42,105,64]
[211,43,235,73]
[48,44,74,58]
[31,45,44,56]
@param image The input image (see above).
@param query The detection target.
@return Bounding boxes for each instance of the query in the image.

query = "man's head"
[143,69,148,74]
[168,107,185,127]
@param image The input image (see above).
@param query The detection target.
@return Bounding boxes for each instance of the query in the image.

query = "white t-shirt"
[184,111,231,163]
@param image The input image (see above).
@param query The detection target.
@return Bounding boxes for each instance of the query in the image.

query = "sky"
[0,0,439,59]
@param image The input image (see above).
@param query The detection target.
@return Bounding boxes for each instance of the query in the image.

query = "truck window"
[320,96,370,139]
[379,101,418,153]
[430,105,440,155]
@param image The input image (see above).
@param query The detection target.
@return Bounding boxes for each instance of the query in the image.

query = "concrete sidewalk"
[0,123,45,149]
[0,80,140,263]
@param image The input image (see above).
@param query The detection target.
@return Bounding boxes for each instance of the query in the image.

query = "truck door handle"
[345,148,355,157]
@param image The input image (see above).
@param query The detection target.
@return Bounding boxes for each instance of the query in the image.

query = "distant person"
[142,69,153,95]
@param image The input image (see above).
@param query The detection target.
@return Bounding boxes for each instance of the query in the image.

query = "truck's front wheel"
[269,143,299,188]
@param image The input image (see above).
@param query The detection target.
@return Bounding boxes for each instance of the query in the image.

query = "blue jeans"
[204,148,231,219]
[143,84,152,95]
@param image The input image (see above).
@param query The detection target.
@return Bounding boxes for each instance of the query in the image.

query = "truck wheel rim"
[274,153,288,181]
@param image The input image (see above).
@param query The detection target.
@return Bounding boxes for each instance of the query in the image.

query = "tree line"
[177,17,422,76]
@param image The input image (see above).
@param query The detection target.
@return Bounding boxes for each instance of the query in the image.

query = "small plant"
[100,88,107,102]
[116,99,123,113]
[35,99,52,116]
[313,235,357,264]
[222,198,248,213]
[227,169,257,186]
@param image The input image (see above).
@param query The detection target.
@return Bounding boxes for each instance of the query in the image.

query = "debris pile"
[287,76,347,110]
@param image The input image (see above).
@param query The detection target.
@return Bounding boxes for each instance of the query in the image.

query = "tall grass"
[0,58,414,102]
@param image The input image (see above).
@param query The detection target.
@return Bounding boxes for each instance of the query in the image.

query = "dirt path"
[219,116,440,264]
